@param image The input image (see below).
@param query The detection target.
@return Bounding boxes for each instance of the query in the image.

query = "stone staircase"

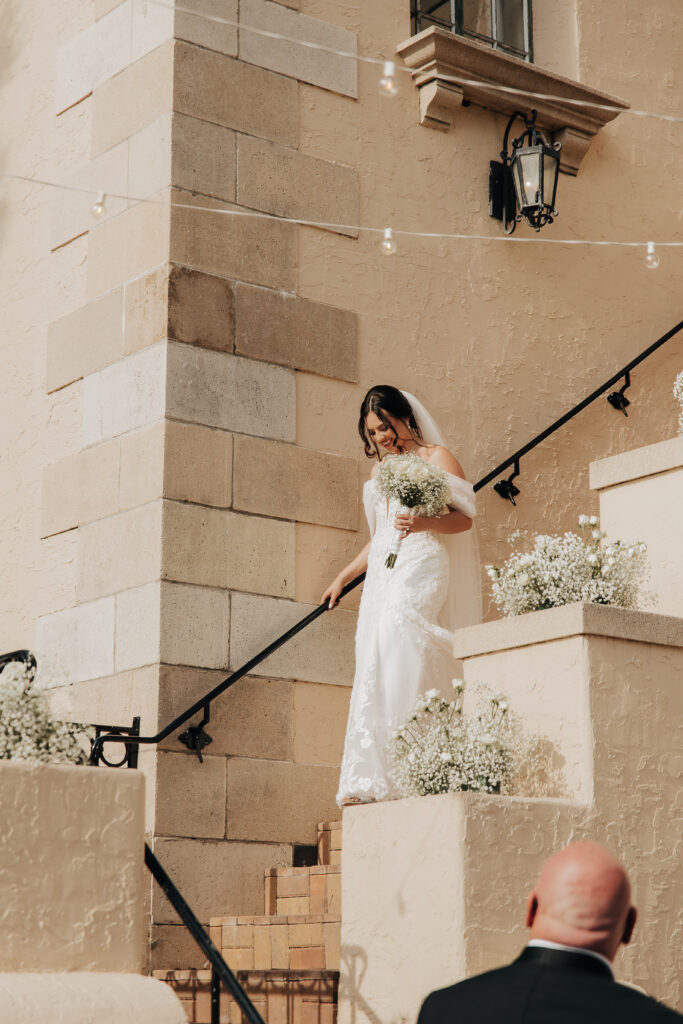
[156,821,342,1023]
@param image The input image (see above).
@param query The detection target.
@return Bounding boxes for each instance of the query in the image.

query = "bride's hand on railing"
[322,577,345,609]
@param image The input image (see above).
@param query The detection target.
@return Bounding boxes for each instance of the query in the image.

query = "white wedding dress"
[336,468,480,806]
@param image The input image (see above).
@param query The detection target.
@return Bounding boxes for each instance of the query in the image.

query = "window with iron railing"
[411,0,533,62]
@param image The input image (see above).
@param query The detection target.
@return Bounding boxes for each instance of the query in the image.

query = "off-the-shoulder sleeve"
[445,473,477,519]
[362,479,377,537]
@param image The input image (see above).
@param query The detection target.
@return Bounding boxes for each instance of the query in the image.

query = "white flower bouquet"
[374,453,449,568]
[387,681,522,797]
[674,370,683,434]
[485,516,652,617]
[0,660,90,764]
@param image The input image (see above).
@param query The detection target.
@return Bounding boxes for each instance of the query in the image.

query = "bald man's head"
[526,841,637,961]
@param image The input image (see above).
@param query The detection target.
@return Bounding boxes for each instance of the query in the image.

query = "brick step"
[154,968,338,1024]
[210,911,341,972]
[316,821,341,867]
[265,863,340,917]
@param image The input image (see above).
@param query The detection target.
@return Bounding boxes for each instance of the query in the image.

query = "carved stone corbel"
[418,80,464,131]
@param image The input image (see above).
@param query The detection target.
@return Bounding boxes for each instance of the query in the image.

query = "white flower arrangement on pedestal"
[674,371,683,434]
[0,660,90,764]
[485,516,653,617]
[387,681,525,798]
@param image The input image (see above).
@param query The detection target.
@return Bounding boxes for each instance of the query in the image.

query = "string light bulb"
[379,61,398,97]
[381,227,397,255]
[645,241,660,269]
[91,192,106,218]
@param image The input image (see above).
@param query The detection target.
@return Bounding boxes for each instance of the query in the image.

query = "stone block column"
[39,0,363,969]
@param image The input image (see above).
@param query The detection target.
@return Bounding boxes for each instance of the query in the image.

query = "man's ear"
[621,906,637,946]
[525,893,538,929]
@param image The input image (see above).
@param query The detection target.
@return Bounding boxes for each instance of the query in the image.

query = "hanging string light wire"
[146,0,683,124]
[1,170,681,256]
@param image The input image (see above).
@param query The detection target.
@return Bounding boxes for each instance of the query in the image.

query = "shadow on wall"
[340,945,391,1024]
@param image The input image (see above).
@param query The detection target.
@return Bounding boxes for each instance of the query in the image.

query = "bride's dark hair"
[358,385,423,458]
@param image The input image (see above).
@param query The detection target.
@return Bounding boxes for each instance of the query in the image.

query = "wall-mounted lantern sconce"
[489,109,562,234]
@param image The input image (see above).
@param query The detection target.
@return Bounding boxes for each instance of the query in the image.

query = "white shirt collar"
[528,939,615,978]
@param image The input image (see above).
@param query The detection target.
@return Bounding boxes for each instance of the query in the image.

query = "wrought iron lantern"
[489,110,561,234]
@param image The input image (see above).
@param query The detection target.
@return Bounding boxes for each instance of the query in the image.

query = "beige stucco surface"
[591,435,683,617]
[0,761,145,973]
[0,973,186,1024]
[341,603,683,1024]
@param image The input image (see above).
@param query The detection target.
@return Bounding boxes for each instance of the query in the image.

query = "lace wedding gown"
[336,471,478,806]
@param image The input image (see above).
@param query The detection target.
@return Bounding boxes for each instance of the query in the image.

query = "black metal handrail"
[89,318,683,763]
[90,574,365,765]
[145,842,266,1024]
[478,319,683,504]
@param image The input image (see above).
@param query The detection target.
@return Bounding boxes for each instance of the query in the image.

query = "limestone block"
[295,523,364,609]
[295,374,362,456]
[77,502,163,601]
[95,0,125,18]
[167,265,234,353]
[115,580,230,671]
[233,436,358,529]
[157,667,293,760]
[173,0,238,56]
[162,501,294,597]
[47,664,159,740]
[169,190,297,292]
[152,838,291,923]
[128,113,173,201]
[36,531,79,620]
[590,435,683,618]
[238,0,357,99]
[293,681,349,766]
[151,925,211,969]
[0,974,186,1024]
[56,1,131,113]
[50,140,129,250]
[124,265,169,356]
[230,593,356,686]
[174,41,298,147]
[0,760,144,971]
[154,751,226,838]
[166,341,295,441]
[163,420,232,507]
[87,195,171,301]
[172,113,237,202]
[237,136,358,237]
[36,597,115,685]
[46,288,124,393]
[235,283,358,380]
[82,342,167,446]
[92,39,174,156]
[119,423,166,509]
[226,758,339,843]
[41,438,120,538]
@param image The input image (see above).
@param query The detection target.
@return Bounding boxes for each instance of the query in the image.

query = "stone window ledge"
[396,28,630,175]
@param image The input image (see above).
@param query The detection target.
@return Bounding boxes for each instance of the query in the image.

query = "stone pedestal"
[339,603,683,1024]
[590,435,683,617]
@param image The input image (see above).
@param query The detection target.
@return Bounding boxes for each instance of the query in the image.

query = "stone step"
[317,821,341,867]
[264,864,341,917]
[209,911,341,972]
[153,967,338,1024]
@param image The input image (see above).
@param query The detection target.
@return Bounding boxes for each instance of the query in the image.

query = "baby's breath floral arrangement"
[485,516,652,617]
[374,453,449,568]
[388,681,523,797]
[674,371,683,433]
[0,660,90,765]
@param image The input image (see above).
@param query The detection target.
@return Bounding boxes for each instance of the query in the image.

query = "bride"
[322,385,482,807]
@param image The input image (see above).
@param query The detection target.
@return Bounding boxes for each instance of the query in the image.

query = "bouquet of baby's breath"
[0,660,90,765]
[674,370,683,433]
[374,453,449,568]
[388,681,523,797]
[485,516,652,617]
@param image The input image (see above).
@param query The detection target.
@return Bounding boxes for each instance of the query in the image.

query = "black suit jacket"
[417,946,681,1024]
